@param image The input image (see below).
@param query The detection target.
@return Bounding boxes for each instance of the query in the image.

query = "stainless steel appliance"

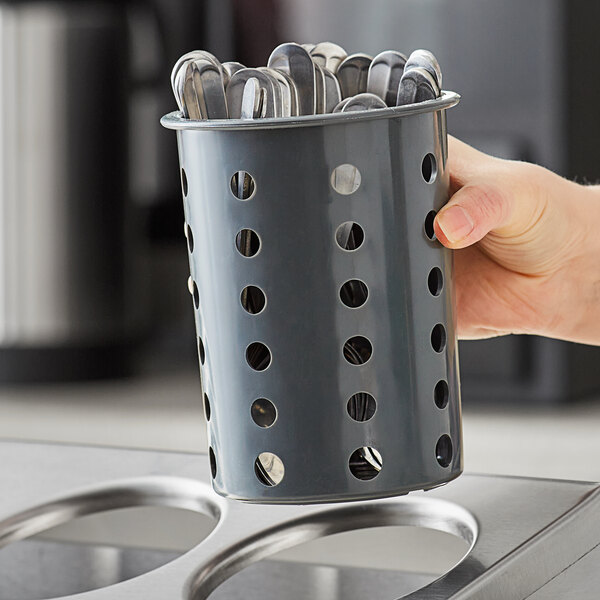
[0,1,138,381]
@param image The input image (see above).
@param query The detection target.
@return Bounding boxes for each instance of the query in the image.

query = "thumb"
[434,182,513,249]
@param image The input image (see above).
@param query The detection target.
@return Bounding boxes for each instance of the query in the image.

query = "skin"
[434,137,600,345]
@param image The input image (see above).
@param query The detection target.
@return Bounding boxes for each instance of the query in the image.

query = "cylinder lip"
[161,90,460,132]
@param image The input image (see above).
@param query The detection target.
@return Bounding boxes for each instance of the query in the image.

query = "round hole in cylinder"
[193,282,200,309]
[187,277,200,309]
[434,380,449,409]
[340,280,369,308]
[331,164,361,195]
[349,447,382,480]
[347,392,376,422]
[251,398,277,428]
[436,435,453,468]
[235,229,260,257]
[185,223,194,253]
[422,153,437,183]
[230,171,256,199]
[181,167,188,196]
[209,447,217,478]
[428,267,443,296]
[431,324,446,353]
[335,221,364,250]
[255,452,285,486]
[343,336,372,365]
[198,336,206,365]
[203,393,211,421]
[424,210,437,241]
[246,342,272,371]
[187,276,200,309]
[241,285,266,314]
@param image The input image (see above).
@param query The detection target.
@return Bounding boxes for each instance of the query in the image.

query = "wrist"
[559,184,600,344]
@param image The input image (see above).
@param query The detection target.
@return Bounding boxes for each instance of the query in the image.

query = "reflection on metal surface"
[0,501,216,599]
[0,540,179,600]
[209,525,470,600]
[255,452,285,486]
[210,560,437,600]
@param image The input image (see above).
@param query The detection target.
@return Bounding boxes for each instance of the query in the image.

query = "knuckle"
[464,183,508,224]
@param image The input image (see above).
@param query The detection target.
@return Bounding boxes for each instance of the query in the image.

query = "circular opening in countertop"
[195,497,476,600]
[0,478,219,600]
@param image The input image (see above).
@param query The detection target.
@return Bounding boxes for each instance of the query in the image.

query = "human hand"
[435,137,600,344]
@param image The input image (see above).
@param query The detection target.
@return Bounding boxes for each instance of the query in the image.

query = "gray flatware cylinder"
[161,92,462,504]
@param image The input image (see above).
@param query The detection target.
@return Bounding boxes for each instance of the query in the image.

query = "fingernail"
[436,205,475,243]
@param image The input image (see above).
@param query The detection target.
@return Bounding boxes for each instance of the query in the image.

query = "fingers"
[446,136,494,192]
[437,137,512,248]
[435,182,513,249]
[437,137,537,249]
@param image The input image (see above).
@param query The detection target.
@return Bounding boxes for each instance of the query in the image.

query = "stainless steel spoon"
[178,60,204,119]
[171,50,223,105]
[336,53,372,99]
[314,63,326,114]
[341,92,387,112]
[190,59,228,119]
[267,42,316,115]
[396,66,440,106]
[240,78,265,119]
[310,41,347,72]
[322,66,342,113]
[404,49,442,89]
[227,68,278,119]
[260,67,295,117]
[367,50,407,106]
[332,97,352,113]
[222,61,246,85]
[257,68,285,117]
[173,60,190,117]
[273,69,299,116]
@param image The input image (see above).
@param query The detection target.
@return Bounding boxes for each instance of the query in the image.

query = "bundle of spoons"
[171,42,443,120]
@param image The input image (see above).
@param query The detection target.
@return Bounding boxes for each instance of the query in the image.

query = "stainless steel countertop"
[0,440,599,599]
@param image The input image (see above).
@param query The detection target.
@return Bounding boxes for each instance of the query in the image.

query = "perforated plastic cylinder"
[162,93,462,503]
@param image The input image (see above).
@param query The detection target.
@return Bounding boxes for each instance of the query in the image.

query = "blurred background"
[1,0,599,481]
